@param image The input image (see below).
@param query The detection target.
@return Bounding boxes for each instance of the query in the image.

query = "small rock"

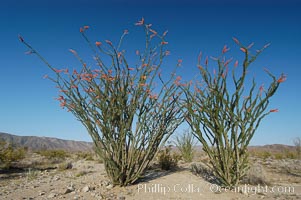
[101,180,109,187]
[63,188,73,194]
[106,184,113,189]
[126,189,133,195]
[67,184,75,191]
[257,191,266,196]
[53,176,60,181]
[73,195,81,200]
[82,186,90,192]
[47,192,57,198]
[39,191,46,196]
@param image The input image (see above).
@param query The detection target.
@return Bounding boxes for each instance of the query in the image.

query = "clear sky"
[0,0,300,145]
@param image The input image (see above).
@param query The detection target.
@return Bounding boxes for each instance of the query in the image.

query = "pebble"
[106,184,113,189]
[126,189,133,195]
[257,191,266,196]
[47,192,57,198]
[82,185,90,192]
[66,184,75,191]
[101,180,110,186]
[63,188,73,194]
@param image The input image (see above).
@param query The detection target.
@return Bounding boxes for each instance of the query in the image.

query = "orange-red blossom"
[277,74,287,83]
[80,25,89,33]
[240,47,247,53]
[222,45,230,54]
[56,96,66,108]
[135,18,144,26]
[232,37,240,45]
[259,85,264,96]
[174,76,182,86]
[234,60,239,67]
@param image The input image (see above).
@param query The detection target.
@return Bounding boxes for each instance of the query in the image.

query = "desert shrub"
[36,149,69,160]
[190,162,216,183]
[293,137,301,159]
[242,163,269,185]
[20,18,184,186]
[0,140,26,168]
[261,151,272,160]
[76,151,94,161]
[75,170,89,177]
[57,161,73,170]
[183,39,285,186]
[25,168,39,181]
[272,150,297,160]
[174,130,196,162]
[284,149,297,159]
[274,153,284,160]
[157,146,180,170]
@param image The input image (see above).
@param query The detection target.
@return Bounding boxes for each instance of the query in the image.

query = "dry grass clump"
[242,163,270,185]
[25,168,39,181]
[75,151,95,161]
[75,170,90,177]
[57,161,73,171]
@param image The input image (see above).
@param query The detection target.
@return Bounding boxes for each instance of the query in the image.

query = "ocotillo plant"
[19,18,184,186]
[174,129,196,163]
[183,38,286,187]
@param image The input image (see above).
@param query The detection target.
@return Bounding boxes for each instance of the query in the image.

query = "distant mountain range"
[0,132,93,152]
[0,132,295,153]
[248,143,296,153]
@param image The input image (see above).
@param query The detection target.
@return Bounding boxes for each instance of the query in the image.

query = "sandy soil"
[0,158,300,200]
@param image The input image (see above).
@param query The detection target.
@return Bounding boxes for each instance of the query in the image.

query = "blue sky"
[0,0,300,145]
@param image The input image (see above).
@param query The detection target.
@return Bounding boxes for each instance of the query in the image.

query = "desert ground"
[0,150,300,200]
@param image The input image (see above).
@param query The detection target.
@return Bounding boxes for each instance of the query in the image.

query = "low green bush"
[157,146,180,170]
[0,140,26,169]
[35,149,69,159]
